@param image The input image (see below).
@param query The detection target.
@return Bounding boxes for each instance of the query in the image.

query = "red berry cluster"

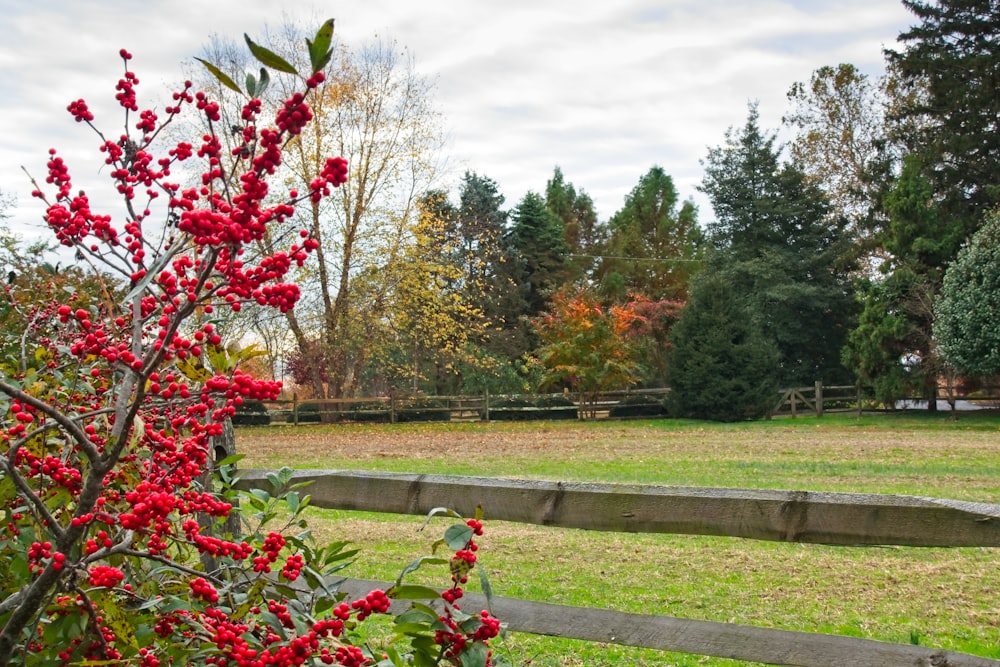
[275,92,313,135]
[350,589,391,621]
[253,531,286,573]
[189,576,220,604]
[280,553,304,581]
[87,565,125,589]
[310,156,349,202]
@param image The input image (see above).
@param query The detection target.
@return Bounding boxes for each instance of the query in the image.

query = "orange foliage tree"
[531,288,648,417]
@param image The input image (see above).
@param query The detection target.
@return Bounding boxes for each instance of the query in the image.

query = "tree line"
[4,0,999,422]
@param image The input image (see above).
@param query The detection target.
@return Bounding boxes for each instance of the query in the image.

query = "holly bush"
[0,20,502,667]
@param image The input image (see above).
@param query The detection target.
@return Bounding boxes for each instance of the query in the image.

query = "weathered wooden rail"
[235,470,1000,666]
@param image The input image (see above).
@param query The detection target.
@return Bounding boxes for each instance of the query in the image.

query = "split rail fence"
[235,469,1000,667]
[243,383,1000,426]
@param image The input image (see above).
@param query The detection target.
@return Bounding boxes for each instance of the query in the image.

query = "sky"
[0,0,915,241]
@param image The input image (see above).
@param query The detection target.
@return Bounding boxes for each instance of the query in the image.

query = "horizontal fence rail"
[236,470,1000,667]
[234,470,1000,548]
[333,577,999,667]
[234,470,1000,666]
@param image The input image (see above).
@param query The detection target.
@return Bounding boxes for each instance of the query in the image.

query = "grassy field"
[235,413,1000,666]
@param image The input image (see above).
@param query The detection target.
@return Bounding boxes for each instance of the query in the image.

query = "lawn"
[234,414,1000,666]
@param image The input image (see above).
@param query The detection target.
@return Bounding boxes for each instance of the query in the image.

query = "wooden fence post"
[390,395,396,424]
[483,389,490,422]
[292,392,298,426]
[815,381,824,418]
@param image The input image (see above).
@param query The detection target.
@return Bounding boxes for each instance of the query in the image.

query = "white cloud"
[0,0,913,239]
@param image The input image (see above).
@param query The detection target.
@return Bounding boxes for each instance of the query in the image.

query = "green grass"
[235,414,1000,666]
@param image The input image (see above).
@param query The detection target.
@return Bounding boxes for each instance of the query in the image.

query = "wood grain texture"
[235,470,1000,547]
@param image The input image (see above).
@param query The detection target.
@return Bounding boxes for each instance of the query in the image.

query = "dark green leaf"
[422,507,462,529]
[443,523,475,551]
[244,35,298,74]
[308,19,335,73]
[257,67,270,97]
[195,58,243,95]
[245,72,257,98]
[216,453,245,468]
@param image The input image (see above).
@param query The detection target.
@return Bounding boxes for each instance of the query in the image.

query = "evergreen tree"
[935,210,1000,378]
[455,172,525,360]
[843,155,951,407]
[666,272,780,422]
[544,166,603,281]
[699,104,856,387]
[886,0,1000,234]
[506,191,571,318]
[595,166,703,303]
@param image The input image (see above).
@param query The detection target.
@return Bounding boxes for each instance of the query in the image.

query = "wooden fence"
[240,383,1000,426]
[234,469,1000,667]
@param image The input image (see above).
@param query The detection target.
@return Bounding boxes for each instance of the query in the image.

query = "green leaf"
[244,35,298,74]
[387,584,441,600]
[308,18,336,73]
[395,555,448,586]
[216,453,245,468]
[477,563,495,613]
[459,641,489,667]
[245,72,257,98]
[285,491,300,514]
[195,58,243,95]
[395,607,438,626]
[443,523,475,551]
[419,506,462,534]
[257,67,270,97]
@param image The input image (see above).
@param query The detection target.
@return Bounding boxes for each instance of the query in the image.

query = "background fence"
[234,382,1000,425]
[234,470,1000,666]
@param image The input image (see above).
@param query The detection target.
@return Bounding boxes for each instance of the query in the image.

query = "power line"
[568,253,703,264]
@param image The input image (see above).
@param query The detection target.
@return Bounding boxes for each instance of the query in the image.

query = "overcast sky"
[0,0,914,240]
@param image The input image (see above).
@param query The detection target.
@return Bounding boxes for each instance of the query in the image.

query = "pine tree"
[666,272,780,422]
[699,104,856,387]
[595,166,703,303]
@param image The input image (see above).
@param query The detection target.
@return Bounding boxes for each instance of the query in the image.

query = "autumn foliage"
[532,288,669,415]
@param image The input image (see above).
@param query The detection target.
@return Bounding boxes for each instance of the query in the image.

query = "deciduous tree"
[198,25,446,400]
[532,287,644,417]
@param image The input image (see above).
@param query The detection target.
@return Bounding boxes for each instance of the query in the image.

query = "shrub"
[347,401,391,423]
[232,399,271,426]
[609,393,667,418]
[533,394,578,420]
[0,24,503,666]
[485,397,534,421]
[396,398,451,423]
